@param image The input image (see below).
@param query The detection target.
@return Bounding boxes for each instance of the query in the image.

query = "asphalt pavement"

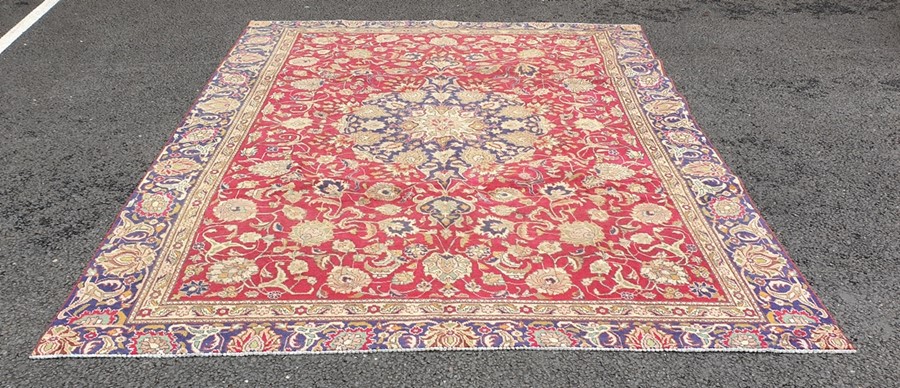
[0,0,898,386]
[0,0,39,34]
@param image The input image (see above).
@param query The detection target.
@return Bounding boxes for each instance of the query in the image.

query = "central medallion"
[341,76,551,187]
[402,106,484,145]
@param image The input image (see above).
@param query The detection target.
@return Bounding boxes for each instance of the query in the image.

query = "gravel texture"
[1,0,898,386]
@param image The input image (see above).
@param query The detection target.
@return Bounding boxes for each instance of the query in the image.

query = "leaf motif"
[515,223,532,240]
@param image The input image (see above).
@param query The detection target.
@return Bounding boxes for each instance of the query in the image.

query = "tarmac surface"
[1,0,898,386]
[0,1,39,34]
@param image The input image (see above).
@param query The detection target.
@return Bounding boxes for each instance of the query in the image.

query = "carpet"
[32,20,853,357]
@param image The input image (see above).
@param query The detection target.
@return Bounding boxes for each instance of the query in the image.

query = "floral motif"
[179,281,209,296]
[326,266,372,294]
[380,218,419,237]
[710,196,745,219]
[525,268,573,295]
[34,326,81,355]
[574,118,605,132]
[289,221,335,246]
[315,179,346,198]
[527,327,576,347]
[418,196,473,228]
[624,325,677,350]
[474,217,513,239]
[198,97,240,113]
[733,245,788,278]
[722,329,768,349]
[95,244,156,277]
[154,157,200,175]
[489,188,522,202]
[640,259,690,285]
[595,163,636,181]
[771,309,820,325]
[423,253,473,283]
[809,325,852,350]
[682,161,725,177]
[65,309,120,326]
[128,330,177,355]
[422,322,479,348]
[206,258,258,284]
[326,328,374,351]
[557,221,604,246]
[365,182,402,201]
[283,205,307,220]
[136,192,173,217]
[212,198,258,222]
[631,203,673,225]
[249,160,292,177]
[227,326,282,353]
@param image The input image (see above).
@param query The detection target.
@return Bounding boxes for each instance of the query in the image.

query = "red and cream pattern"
[33,20,853,357]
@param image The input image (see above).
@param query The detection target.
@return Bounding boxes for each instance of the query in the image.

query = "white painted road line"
[0,0,62,56]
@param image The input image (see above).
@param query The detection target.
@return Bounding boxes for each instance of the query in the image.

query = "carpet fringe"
[30,345,856,359]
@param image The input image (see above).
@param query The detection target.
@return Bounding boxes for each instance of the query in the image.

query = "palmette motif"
[33,20,853,357]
